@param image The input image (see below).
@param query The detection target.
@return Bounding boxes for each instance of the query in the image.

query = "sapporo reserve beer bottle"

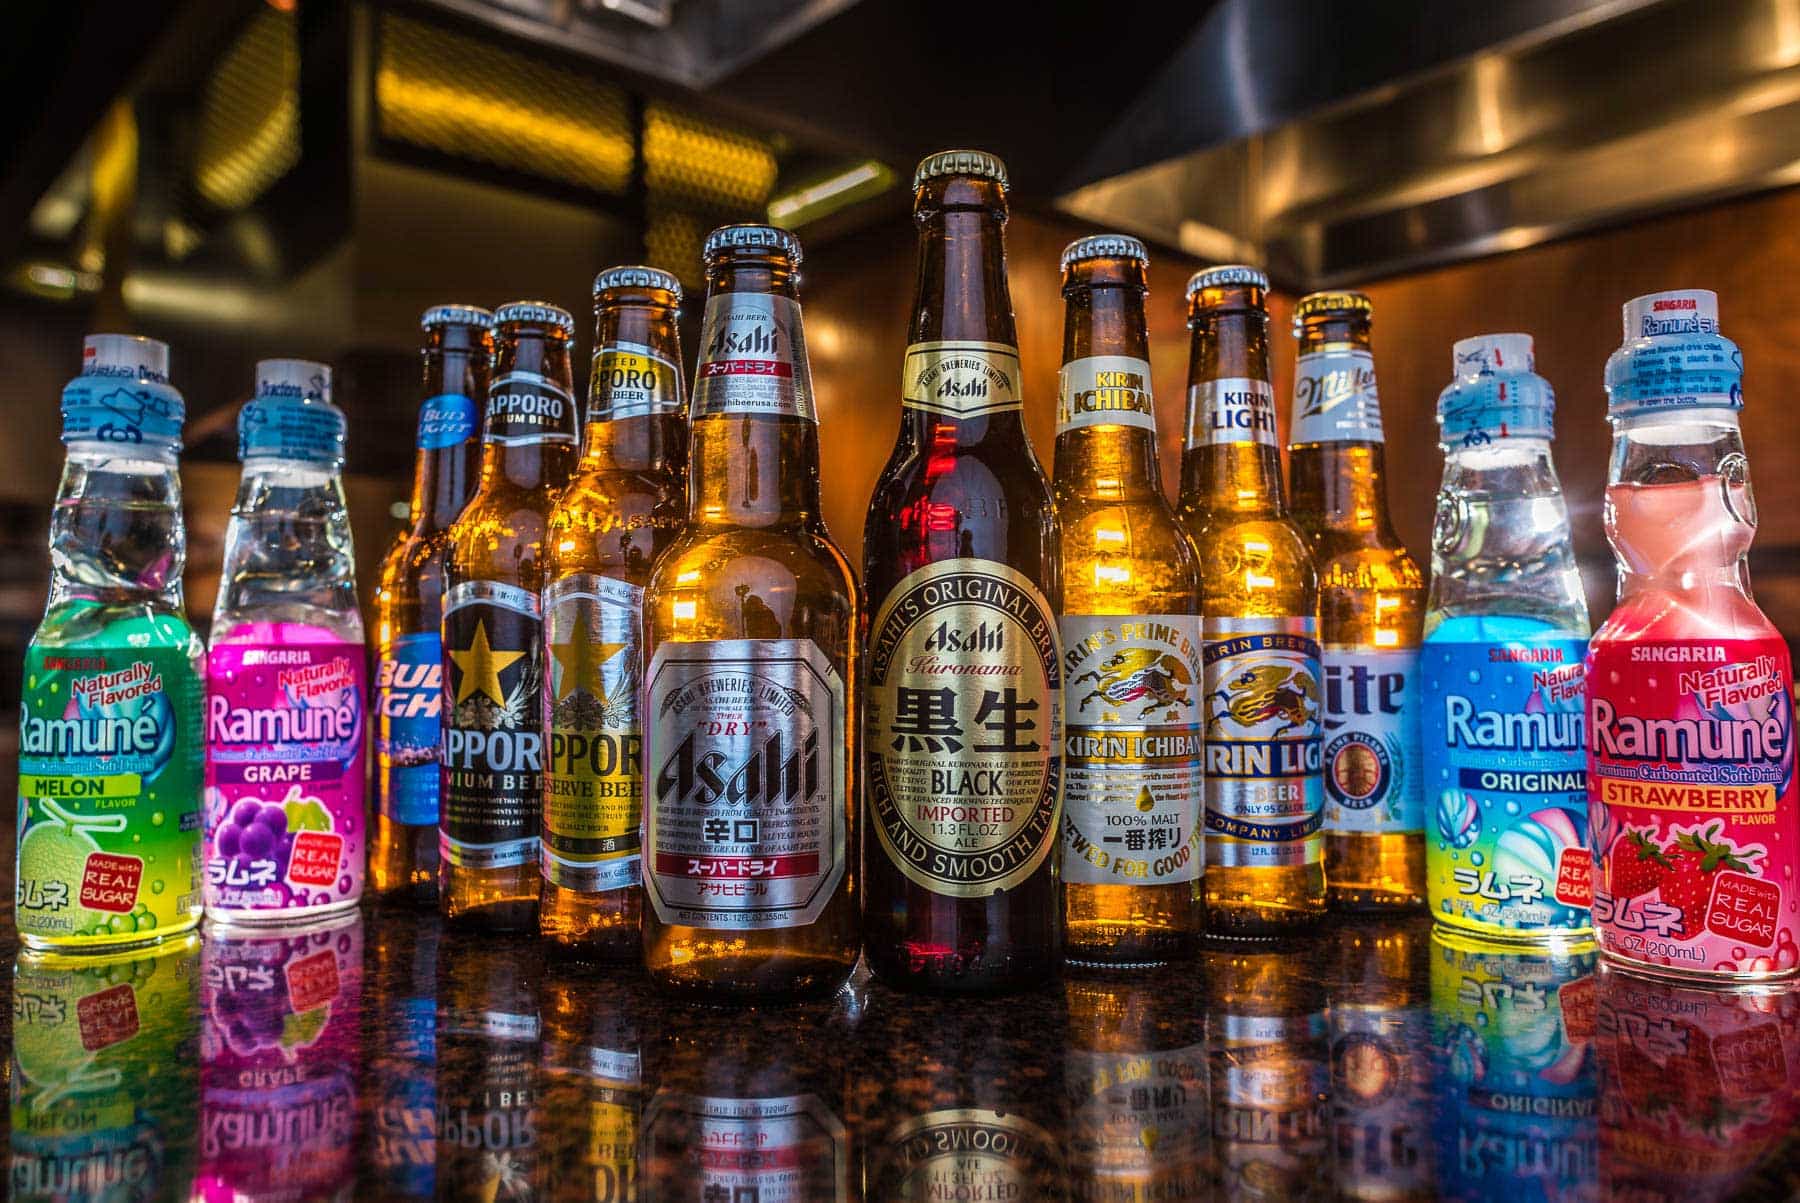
[641,225,859,1000]
[1053,234,1204,966]
[440,302,580,930]
[863,149,1065,994]
[540,267,689,957]
[1288,292,1426,908]
[1176,265,1326,936]
[372,304,491,904]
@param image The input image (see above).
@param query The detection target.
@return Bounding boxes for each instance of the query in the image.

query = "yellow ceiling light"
[644,103,777,208]
[195,8,301,211]
[768,160,893,226]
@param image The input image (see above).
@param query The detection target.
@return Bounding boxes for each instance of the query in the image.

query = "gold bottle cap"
[493,301,575,337]
[592,265,683,301]
[1060,233,1148,272]
[1185,264,1268,299]
[702,223,803,265]
[420,303,494,331]
[913,148,1009,192]
[1294,290,1373,321]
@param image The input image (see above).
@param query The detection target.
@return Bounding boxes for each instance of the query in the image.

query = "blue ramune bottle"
[1423,334,1592,940]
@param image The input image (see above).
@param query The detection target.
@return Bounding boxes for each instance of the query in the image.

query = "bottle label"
[642,1092,848,1198]
[901,340,1024,420]
[542,574,644,894]
[1056,355,1155,434]
[485,371,578,446]
[1292,348,1383,444]
[204,635,367,915]
[691,293,816,420]
[375,632,442,827]
[591,340,684,421]
[867,559,1063,898]
[16,610,203,944]
[1587,636,1799,976]
[1059,614,1204,887]
[1202,616,1325,867]
[1322,646,1423,835]
[643,638,847,930]
[440,581,544,869]
[1422,636,1592,935]
[1186,378,1277,448]
[416,393,478,449]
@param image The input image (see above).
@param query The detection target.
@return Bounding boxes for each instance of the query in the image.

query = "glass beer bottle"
[1054,234,1204,966]
[641,225,859,1001]
[440,302,580,931]
[1288,292,1426,909]
[540,267,688,957]
[373,304,491,904]
[863,149,1064,993]
[1176,265,1326,936]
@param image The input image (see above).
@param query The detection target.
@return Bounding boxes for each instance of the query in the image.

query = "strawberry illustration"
[1608,830,1672,899]
[1659,824,1755,933]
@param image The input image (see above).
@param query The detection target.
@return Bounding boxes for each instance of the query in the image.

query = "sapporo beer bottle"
[641,225,859,1000]
[1176,265,1326,936]
[440,302,580,930]
[540,267,688,957]
[863,149,1065,993]
[1053,234,1205,966]
[372,304,491,904]
[1288,292,1427,908]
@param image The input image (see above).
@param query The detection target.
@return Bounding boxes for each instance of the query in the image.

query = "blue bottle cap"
[1604,289,1742,420]
[1437,333,1556,448]
[238,359,346,466]
[61,334,186,451]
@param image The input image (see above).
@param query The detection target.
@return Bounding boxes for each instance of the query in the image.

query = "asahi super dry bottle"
[863,149,1064,993]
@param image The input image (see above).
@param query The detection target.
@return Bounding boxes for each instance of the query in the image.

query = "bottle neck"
[585,300,686,474]
[482,333,579,491]
[50,444,186,607]
[1289,442,1392,532]
[1182,307,1286,516]
[1606,412,1754,589]
[413,344,487,530]
[1055,274,1161,499]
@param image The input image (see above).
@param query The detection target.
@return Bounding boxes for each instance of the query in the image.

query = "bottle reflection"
[11,934,201,1203]
[540,963,648,1201]
[1429,931,1597,1202]
[436,935,543,1201]
[1064,970,1210,1201]
[1329,917,1433,1201]
[197,912,364,1200]
[1202,936,1332,1201]
[362,909,441,1199]
[1595,966,1800,1202]
[639,991,853,1200]
[861,987,1069,1201]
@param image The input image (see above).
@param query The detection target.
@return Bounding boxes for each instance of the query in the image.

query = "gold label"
[901,340,1023,419]
[590,340,683,420]
[1056,354,1156,434]
[868,1108,1065,1198]
[867,559,1063,898]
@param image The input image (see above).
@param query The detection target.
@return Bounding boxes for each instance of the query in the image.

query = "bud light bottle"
[1424,335,1592,940]
[204,360,366,920]
[1589,289,1799,981]
[15,334,204,949]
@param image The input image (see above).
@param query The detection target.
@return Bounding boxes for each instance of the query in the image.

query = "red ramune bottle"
[1589,288,1799,980]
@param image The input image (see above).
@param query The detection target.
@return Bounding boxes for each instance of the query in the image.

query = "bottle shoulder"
[646,526,860,649]
[33,598,203,656]
[1058,496,1200,614]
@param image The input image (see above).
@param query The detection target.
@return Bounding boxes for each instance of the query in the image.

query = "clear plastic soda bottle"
[205,359,366,921]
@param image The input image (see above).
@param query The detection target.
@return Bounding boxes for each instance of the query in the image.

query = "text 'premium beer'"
[540,267,688,957]
[864,150,1064,993]
[1054,234,1204,966]
[440,302,580,930]
[642,225,859,1000]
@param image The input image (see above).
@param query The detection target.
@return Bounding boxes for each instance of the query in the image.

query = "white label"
[1292,349,1383,444]
[1321,646,1422,835]
[1186,378,1277,448]
[1056,355,1156,434]
[691,293,816,420]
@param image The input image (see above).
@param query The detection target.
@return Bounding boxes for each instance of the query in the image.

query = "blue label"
[1322,648,1421,834]
[416,393,478,450]
[1604,330,1742,418]
[1423,630,1592,935]
[239,392,346,465]
[61,376,186,449]
[375,632,442,826]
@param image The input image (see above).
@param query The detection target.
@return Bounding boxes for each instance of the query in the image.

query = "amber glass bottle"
[641,225,859,1001]
[1054,234,1204,966]
[863,149,1064,994]
[540,267,688,957]
[1289,292,1426,909]
[440,302,580,931]
[372,305,491,904]
[1176,266,1325,936]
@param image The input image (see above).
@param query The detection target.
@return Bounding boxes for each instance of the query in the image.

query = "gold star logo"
[549,609,629,703]
[449,619,525,705]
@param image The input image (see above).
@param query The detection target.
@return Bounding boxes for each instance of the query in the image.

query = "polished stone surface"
[3,902,1798,1201]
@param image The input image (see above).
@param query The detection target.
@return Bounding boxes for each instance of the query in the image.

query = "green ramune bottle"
[14,334,204,949]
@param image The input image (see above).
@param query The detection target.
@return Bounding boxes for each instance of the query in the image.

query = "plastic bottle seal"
[1436,333,1555,448]
[60,334,186,450]
[1604,288,1742,419]
[239,359,346,466]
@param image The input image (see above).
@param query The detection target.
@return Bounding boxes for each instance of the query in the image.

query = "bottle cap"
[1294,291,1373,322]
[1606,289,1741,419]
[61,335,185,450]
[1452,333,1535,375]
[421,304,494,332]
[240,359,346,466]
[494,302,575,338]
[702,224,803,265]
[592,265,683,300]
[913,148,1009,192]
[1437,332,1555,447]
[1185,264,1268,299]
[1060,234,1148,272]
[1621,289,1718,340]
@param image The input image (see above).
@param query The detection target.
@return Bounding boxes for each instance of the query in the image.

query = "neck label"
[1292,348,1382,445]
[692,293,816,421]
[418,393,478,449]
[486,372,578,447]
[591,340,684,422]
[902,341,1023,420]
[1187,378,1276,448]
[1056,355,1155,434]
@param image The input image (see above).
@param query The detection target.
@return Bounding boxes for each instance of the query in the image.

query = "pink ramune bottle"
[1589,289,1799,980]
